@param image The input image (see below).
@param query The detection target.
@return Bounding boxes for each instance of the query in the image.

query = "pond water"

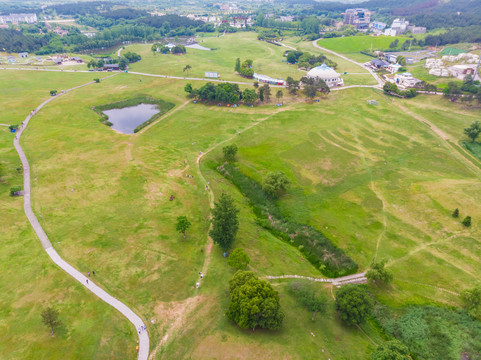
[102,103,160,134]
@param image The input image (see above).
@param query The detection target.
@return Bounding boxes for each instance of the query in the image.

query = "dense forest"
[0,29,47,53]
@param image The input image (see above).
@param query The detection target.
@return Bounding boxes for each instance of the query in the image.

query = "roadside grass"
[0,70,138,359]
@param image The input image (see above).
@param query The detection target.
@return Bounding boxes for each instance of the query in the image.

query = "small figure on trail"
[169,195,175,201]
[196,282,200,289]
[200,247,203,252]
[93,271,95,276]
[86,279,89,284]
[88,272,90,277]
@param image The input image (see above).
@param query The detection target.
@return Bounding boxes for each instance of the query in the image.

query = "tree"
[226,271,284,330]
[462,215,471,227]
[335,285,373,325]
[41,307,62,335]
[461,286,481,317]
[259,88,264,102]
[261,84,271,101]
[50,90,57,96]
[301,16,320,34]
[253,81,259,89]
[97,59,105,68]
[87,59,97,69]
[172,45,186,54]
[263,171,290,198]
[235,57,241,72]
[396,55,407,66]
[222,144,238,162]
[175,216,191,238]
[286,76,300,95]
[184,83,193,94]
[119,57,128,70]
[464,121,481,142]
[151,43,158,55]
[443,82,461,102]
[366,260,393,286]
[242,88,257,105]
[227,248,250,270]
[183,64,191,73]
[287,52,297,64]
[452,208,459,218]
[276,90,283,103]
[10,185,21,196]
[93,78,100,83]
[371,340,410,360]
[288,281,327,321]
[209,193,239,252]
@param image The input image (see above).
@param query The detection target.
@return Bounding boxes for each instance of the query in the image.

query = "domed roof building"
[306,63,343,87]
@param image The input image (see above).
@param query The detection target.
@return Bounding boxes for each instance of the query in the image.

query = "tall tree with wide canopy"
[226,271,284,330]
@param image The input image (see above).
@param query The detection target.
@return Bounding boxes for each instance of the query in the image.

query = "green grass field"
[317,35,407,62]
[2,32,481,359]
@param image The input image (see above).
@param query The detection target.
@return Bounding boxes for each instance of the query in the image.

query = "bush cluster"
[216,163,358,277]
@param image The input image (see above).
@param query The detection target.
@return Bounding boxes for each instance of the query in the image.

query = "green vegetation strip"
[216,163,358,277]
[92,95,174,133]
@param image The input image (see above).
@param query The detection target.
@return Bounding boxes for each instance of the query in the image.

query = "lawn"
[0,70,137,359]
[317,35,407,62]
[125,32,306,82]
[200,87,481,310]
[3,42,481,359]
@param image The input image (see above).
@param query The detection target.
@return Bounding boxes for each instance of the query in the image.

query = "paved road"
[12,74,149,360]
[312,39,384,87]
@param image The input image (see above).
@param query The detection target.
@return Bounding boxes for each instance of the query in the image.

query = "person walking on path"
[88,271,90,277]
[86,279,89,285]
[93,271,95,276]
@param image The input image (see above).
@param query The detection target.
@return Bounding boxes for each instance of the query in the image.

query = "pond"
[102,103,160,134]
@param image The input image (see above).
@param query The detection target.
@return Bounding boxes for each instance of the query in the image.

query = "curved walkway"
[13,74,149,360]
[266,272,367,286]
[312,39,384,87]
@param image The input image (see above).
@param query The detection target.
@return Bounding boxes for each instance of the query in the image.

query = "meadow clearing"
[2,32,481,359]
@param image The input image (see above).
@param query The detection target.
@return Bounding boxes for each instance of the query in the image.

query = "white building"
[394,72,420,87]
[0,13,37,24]
[387,63,402,74]
[254,73,285,85]
[306,64,343,87]
[384,18,409,36]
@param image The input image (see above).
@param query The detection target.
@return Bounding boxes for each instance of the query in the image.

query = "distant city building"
[343,8,371,29]
[384,18,409,36]
[394,72,420,87]
[0,13,37,24]
[370,21,386,31]
[278,16,294,22]
[407,25,426,34]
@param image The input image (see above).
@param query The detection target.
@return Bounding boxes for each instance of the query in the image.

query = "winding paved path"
[13,74,149,360]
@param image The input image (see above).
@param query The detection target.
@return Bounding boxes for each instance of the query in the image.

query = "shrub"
[462,216,472,227]
[452,208,459,218]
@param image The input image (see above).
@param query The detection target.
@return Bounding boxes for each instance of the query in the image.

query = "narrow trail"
[265,272,367,286]
[13,73,150,360]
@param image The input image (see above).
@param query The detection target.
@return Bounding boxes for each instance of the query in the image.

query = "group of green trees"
[443,76,481,104]
[235,58,254,78]
[185,81,282,106]
[452,207,472,227]
[383,82,418,99]
[285,50,337,70]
